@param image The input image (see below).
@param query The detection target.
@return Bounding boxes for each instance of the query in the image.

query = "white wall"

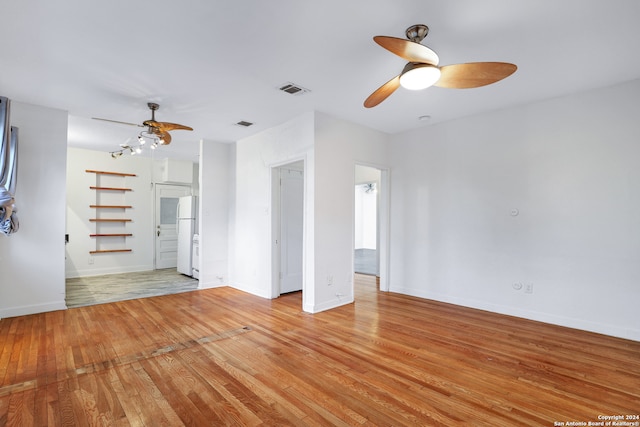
[389,79,640,341]
[66,147,155,277]
[229,111,390,312]
[313,112,390,311]
[0,101,67,318]
[231,112,315,300]
[355,164,381,185]
[198,139,231,289]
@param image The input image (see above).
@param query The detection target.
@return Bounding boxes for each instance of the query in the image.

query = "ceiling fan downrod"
[147,102,159,121]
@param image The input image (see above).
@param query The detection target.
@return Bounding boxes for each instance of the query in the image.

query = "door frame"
[271,157,307,299]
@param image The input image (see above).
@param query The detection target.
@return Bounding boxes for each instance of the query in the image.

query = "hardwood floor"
[1,274,638,426]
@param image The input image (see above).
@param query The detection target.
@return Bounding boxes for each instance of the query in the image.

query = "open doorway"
[354,164,389,292]
[66,183,199,308]
[272,160,305,296]
[64,151,200,308]
[354,165,381,276]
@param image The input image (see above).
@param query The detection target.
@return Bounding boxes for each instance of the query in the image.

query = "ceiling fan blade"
[155,122,193,132]
[373,36,439,65]
[144,120,193,132]
[160,132,171,145]
[151,130,172,145]
[435,62,517,89]
[92,117,144,127]
[364,75,401,108]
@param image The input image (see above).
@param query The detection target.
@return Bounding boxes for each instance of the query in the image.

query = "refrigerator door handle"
[176,202,181,234]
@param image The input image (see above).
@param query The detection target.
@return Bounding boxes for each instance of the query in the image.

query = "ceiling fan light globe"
[400,64,441,90]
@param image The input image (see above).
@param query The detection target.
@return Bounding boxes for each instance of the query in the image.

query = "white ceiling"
[2,1,639,162]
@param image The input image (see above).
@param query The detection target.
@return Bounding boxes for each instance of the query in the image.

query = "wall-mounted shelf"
[90,186,132,191]
[87,170,136,254]
[90,205,132,209]
[86,169,137,177]
[90,249,133,254]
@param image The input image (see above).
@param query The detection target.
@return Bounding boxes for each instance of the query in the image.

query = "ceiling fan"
[93,102,193,145]
[364,24,517,108]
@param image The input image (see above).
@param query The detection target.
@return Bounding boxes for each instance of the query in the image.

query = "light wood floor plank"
[65,269,199,308]
[1,274,639,425]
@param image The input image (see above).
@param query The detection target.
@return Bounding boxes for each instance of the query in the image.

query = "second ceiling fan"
[364,24,517,108]
[94,102,193,145]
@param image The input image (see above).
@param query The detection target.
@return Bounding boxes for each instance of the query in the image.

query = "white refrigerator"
[176,196,197,276]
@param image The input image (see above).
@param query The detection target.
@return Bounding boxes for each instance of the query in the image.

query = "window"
[0,96,19,235]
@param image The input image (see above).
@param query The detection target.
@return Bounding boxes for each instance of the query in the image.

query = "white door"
[155,184,191,269]
[280,168,304,293]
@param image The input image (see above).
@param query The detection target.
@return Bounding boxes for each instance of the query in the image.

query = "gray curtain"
[0,96,19,235]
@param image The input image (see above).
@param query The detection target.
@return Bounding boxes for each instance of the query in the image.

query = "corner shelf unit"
[86,170,136,254]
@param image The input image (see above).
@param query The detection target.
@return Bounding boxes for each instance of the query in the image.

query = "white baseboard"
[0,301,67,320]
[391,285,640,342]
[198,280,226,290]
[304,296,354,314]
[229,281,273,299]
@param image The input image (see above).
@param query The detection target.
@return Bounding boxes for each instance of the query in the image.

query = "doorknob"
[157,230,160,237]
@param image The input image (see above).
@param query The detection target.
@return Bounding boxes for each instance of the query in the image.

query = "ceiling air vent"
[278,82,310,96]
[236,120,254,127]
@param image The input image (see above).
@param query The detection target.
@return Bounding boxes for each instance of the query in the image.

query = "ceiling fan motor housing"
[406,24,429,43]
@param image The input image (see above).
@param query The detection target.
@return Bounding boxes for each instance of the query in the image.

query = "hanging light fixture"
[399,63,441,90]
[109,130,164,159]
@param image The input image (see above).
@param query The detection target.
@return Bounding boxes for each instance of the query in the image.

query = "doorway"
[155,184,192,269]
[272,160,304,296]
[354,165,381,277]
[354,164,389,291]
[354,181,379,276]
[66,184,196,308]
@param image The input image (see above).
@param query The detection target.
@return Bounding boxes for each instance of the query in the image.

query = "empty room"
[1,1,639,425]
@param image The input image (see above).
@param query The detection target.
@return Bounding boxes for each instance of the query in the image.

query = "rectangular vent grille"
[236,121,254,127]
[278,82,310,96]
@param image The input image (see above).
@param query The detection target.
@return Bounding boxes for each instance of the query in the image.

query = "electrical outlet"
[524,283,534,294]
[327,275,333,286]
[88,257,94,265]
